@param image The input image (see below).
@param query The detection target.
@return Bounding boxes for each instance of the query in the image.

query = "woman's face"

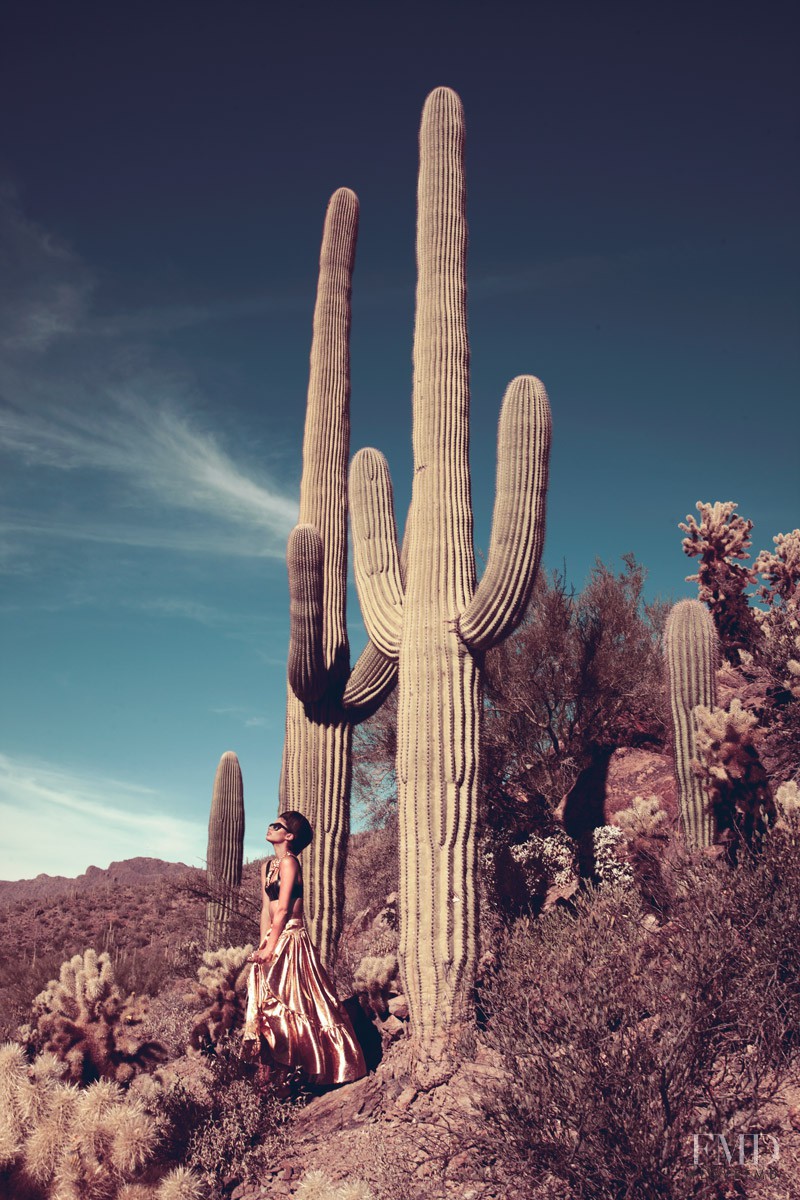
[265,819,289,847]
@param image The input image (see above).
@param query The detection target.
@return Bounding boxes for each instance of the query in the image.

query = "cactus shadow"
[342,993,383,1073]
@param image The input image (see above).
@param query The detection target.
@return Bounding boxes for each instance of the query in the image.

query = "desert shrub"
[475,825,800,1199]
[110,943,179,998]
[0,950,67,1044]
[153,1038,293,1192]
[483,556,667,811]
[138,987,198,1059]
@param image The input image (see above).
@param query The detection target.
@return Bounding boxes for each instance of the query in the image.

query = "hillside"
[0,856,193,905]
[0,856,266,1043]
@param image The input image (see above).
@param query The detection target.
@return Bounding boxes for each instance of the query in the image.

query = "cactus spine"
[206,750,245,948]
[664,598,719,848]
[350,89,551,1052]
[280,188,397,968]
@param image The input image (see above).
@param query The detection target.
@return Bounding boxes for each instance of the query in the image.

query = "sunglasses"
[268,822,288,833]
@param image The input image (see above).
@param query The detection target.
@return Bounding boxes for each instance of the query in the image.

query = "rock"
[290,1074,383,1138]
[603,747,678,825]
[379,1014,406,1041]
[388,995,409,1019]
[394,1084,418,1110]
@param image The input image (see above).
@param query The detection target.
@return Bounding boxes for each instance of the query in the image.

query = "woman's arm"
[258,860,270,946]
[255,856,298,963]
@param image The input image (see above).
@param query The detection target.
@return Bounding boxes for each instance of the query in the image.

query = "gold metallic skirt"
[242,918,366,1085]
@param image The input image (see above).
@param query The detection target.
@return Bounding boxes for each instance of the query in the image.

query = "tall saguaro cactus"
[664,598,719,848]
[206,750,245,948]
[349,88,552,1052]
[280,188,397,969]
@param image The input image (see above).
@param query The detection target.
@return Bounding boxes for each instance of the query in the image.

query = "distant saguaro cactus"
[350,89,551,1053]
[280,188,397,968]
[664,598,719,848]
[206,750,245,948]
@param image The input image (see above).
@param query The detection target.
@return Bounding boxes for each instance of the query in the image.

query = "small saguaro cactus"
[206,750,245,948]
[664,598,719,848]
[280,189,397,969]
[350,88,552,1053]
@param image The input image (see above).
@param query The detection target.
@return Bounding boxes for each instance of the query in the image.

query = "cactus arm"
[342,640,397,719]
[299,186,358,688]
[349,447,405,658]
[458,375,552,652]
[286,524,327,704]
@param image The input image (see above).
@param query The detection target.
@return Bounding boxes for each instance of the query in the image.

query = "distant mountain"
[0,857,192,907]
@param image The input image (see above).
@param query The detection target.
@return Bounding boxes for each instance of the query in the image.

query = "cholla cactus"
[508,830,579,899]
[612,795,668,840]
[150,1167,208,1200]
[30,950,167,1086]
[693,698,774,847]
[295,1170,375,1200]
[280,189,397,970]
[774,781,800,838]
[0,1043,161,1200]
[349,89,551,1053]
[186,945,253,1051]
[754,529,800,606]
[352,953,399,1019]
[754,529,800,699]
[664,599,719,849]
[679,501,759,661]
[591,826,635,890]
[205,751,245,949]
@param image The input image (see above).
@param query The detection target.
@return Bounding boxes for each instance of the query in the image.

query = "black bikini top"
[264,854,303,902]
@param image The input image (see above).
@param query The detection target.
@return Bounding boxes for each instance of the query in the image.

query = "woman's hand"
[247,942,274,965]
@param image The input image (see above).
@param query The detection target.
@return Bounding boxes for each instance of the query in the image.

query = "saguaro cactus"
[280,188,397,968]
[206,750,245,948]
[350,88,552,1052]
[664,598,719,848]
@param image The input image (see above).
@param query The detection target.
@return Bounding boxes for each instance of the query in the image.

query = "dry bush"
[336,824,400,998]
[483,556,667,811]
[151,1038,294,1192]
[475,819,800,1199]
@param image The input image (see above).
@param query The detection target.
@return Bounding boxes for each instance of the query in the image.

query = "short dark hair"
[279,811,313,855]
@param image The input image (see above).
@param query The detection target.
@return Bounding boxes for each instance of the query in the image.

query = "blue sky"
[1,1,797,879]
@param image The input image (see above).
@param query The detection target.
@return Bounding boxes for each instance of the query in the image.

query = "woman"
[242,811,366,1085]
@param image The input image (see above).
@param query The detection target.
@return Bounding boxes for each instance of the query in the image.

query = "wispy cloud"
[0,392,297,552]
[0,187,299,567]
[0,751,208,879]
[211,705,275,730]
[0,185,93,352]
